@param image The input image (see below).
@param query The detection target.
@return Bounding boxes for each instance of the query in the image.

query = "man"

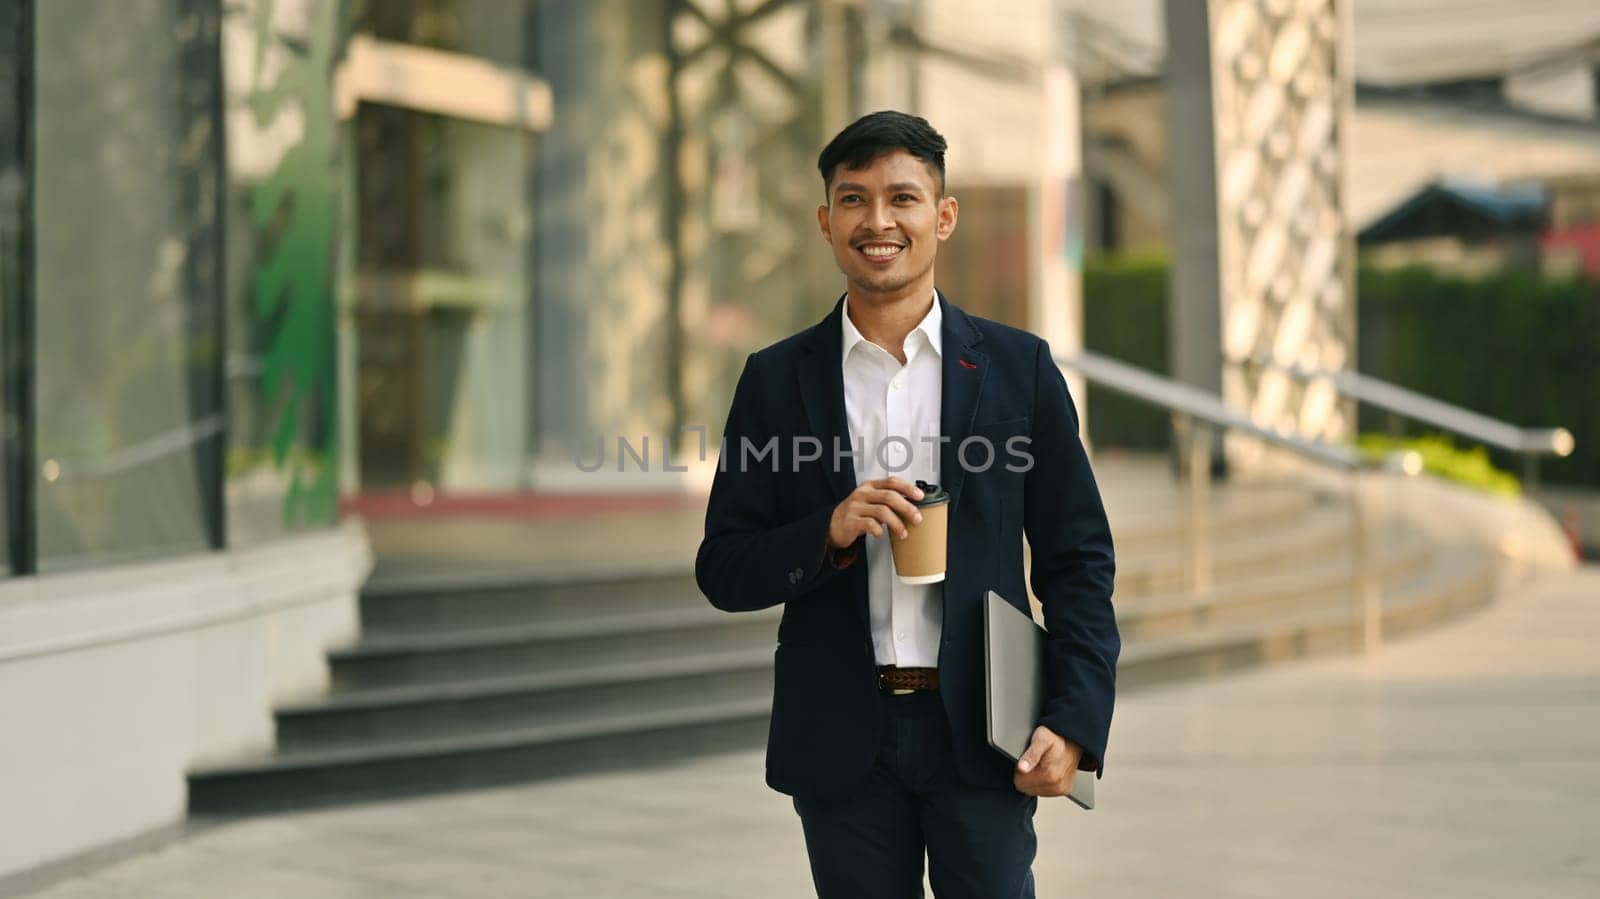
[695,110,1118,898]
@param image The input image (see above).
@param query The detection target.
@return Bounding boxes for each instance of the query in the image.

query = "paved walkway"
[23,566,1600,898]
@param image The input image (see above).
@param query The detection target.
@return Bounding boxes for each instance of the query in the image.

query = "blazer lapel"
[938,292,988,515]
[797,295,871,637]
[797,295,858,503]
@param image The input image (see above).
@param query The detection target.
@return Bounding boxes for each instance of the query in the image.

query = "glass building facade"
[0,0,1049,572]
[1,0,337,573]
[2,0,231,574]
[339,0,864,491]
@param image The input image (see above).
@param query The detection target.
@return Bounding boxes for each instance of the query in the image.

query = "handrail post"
[1176,413,1214,596]
[1348,469,1381,653]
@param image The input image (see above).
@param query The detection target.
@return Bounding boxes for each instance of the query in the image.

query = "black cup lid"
[914,480,949,506]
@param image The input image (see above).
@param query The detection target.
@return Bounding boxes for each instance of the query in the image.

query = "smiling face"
[817,150,958,304]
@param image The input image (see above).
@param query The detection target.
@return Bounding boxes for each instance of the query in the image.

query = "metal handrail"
[1058,351,1364,470]
[1241,357,1575,485]
[1056,349,1392,653]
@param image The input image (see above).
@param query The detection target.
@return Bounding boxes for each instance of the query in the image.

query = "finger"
[1016,733,1051,774]
[886,492,923,525]
[859,478,896,498]
[866,505,908,540]
[875,477,925,501]
[1015,767,1062,799]
[854,487,911,516]
[844,509,882,540]
[865,489,924,526]
[1013,771,1048,798]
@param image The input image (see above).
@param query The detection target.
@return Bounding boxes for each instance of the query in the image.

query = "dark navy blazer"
[695,293,1119,801]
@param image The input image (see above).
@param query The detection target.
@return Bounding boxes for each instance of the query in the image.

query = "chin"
[854,263,928,295]
[851,273,910,294]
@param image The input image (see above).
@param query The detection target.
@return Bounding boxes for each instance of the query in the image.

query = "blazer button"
[788,567,803,585]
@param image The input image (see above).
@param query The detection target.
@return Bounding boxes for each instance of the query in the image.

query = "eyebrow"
[832,181,926,196]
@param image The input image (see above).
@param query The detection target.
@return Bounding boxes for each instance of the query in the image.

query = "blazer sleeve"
[1023,338,1120,778]
[695,353,854,613]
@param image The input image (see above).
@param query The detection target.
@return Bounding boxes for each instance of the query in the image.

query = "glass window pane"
[32,0,224,571]
[527,0,842,474]
[352,107,535,491]
[220,0,342,543]
[343,0,540,494]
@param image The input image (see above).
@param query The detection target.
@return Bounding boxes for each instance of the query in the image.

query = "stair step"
[276,647,773,751]
[356,490,1321,635]
[348,604,756,655]
[1109,488,1314,551]
[1118,546,1495,688]
[188,696,772,816]
[329,608,781,689]
[1114,503,1355,597]
[359,567,704,636]
[1115,529,1433,640]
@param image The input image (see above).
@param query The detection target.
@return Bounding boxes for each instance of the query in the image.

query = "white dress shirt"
[841,293,944,667]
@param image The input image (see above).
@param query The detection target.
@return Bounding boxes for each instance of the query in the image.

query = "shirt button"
[891,379,903,391]
[896,632,906,641]
[788,568,803,585]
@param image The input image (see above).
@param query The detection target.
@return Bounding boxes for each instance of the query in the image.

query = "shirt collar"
[841,291,943,364]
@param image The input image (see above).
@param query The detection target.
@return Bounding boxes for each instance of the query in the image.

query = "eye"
[896,193,916,202]
[840,194,862,203]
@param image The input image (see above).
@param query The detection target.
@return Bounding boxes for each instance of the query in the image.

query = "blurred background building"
[1,0,1595,888]
[1073,0,1597,509]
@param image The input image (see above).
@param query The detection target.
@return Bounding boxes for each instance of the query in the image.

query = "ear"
[817,204,832,243]
[936,195,958,241]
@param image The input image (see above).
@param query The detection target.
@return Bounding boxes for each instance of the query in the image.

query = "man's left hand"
[1012,725,1082,797]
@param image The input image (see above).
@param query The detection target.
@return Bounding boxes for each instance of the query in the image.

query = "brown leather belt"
[877,665,940,694]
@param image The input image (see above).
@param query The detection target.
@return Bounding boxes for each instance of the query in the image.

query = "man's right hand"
[827,477,925,550]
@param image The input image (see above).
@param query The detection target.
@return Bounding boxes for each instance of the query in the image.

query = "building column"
[1163,0,1357,464]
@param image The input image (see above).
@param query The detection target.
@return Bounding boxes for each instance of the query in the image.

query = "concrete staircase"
[186,474,1498,816]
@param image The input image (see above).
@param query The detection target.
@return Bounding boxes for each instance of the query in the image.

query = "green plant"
[1356,433,1522,497]
[245,0,344,528]
[1082,250,1172,451]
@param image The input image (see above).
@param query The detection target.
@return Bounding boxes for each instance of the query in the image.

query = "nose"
[867,198,894,232]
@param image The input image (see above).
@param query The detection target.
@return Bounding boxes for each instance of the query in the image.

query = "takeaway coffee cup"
[892,480,949,584]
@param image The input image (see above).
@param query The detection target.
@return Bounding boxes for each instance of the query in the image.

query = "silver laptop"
[983,590,1095,810]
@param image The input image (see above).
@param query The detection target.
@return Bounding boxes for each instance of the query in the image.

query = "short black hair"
[817,110,947,198]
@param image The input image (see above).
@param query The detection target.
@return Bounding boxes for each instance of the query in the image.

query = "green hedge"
[1081,253,1600,488]
[1355,434,1522,497]
[1082,251,1172,452]
[1357,264,1599,487]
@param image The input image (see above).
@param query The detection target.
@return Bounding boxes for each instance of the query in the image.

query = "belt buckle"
[888,687,916,696]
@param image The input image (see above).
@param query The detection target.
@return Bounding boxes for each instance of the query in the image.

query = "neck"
[844,283,935,359]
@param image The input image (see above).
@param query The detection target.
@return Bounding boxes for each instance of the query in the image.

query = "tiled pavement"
[21,566,1600,898]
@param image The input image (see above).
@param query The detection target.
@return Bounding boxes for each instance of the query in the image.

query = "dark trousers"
[791,690,1038,898]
